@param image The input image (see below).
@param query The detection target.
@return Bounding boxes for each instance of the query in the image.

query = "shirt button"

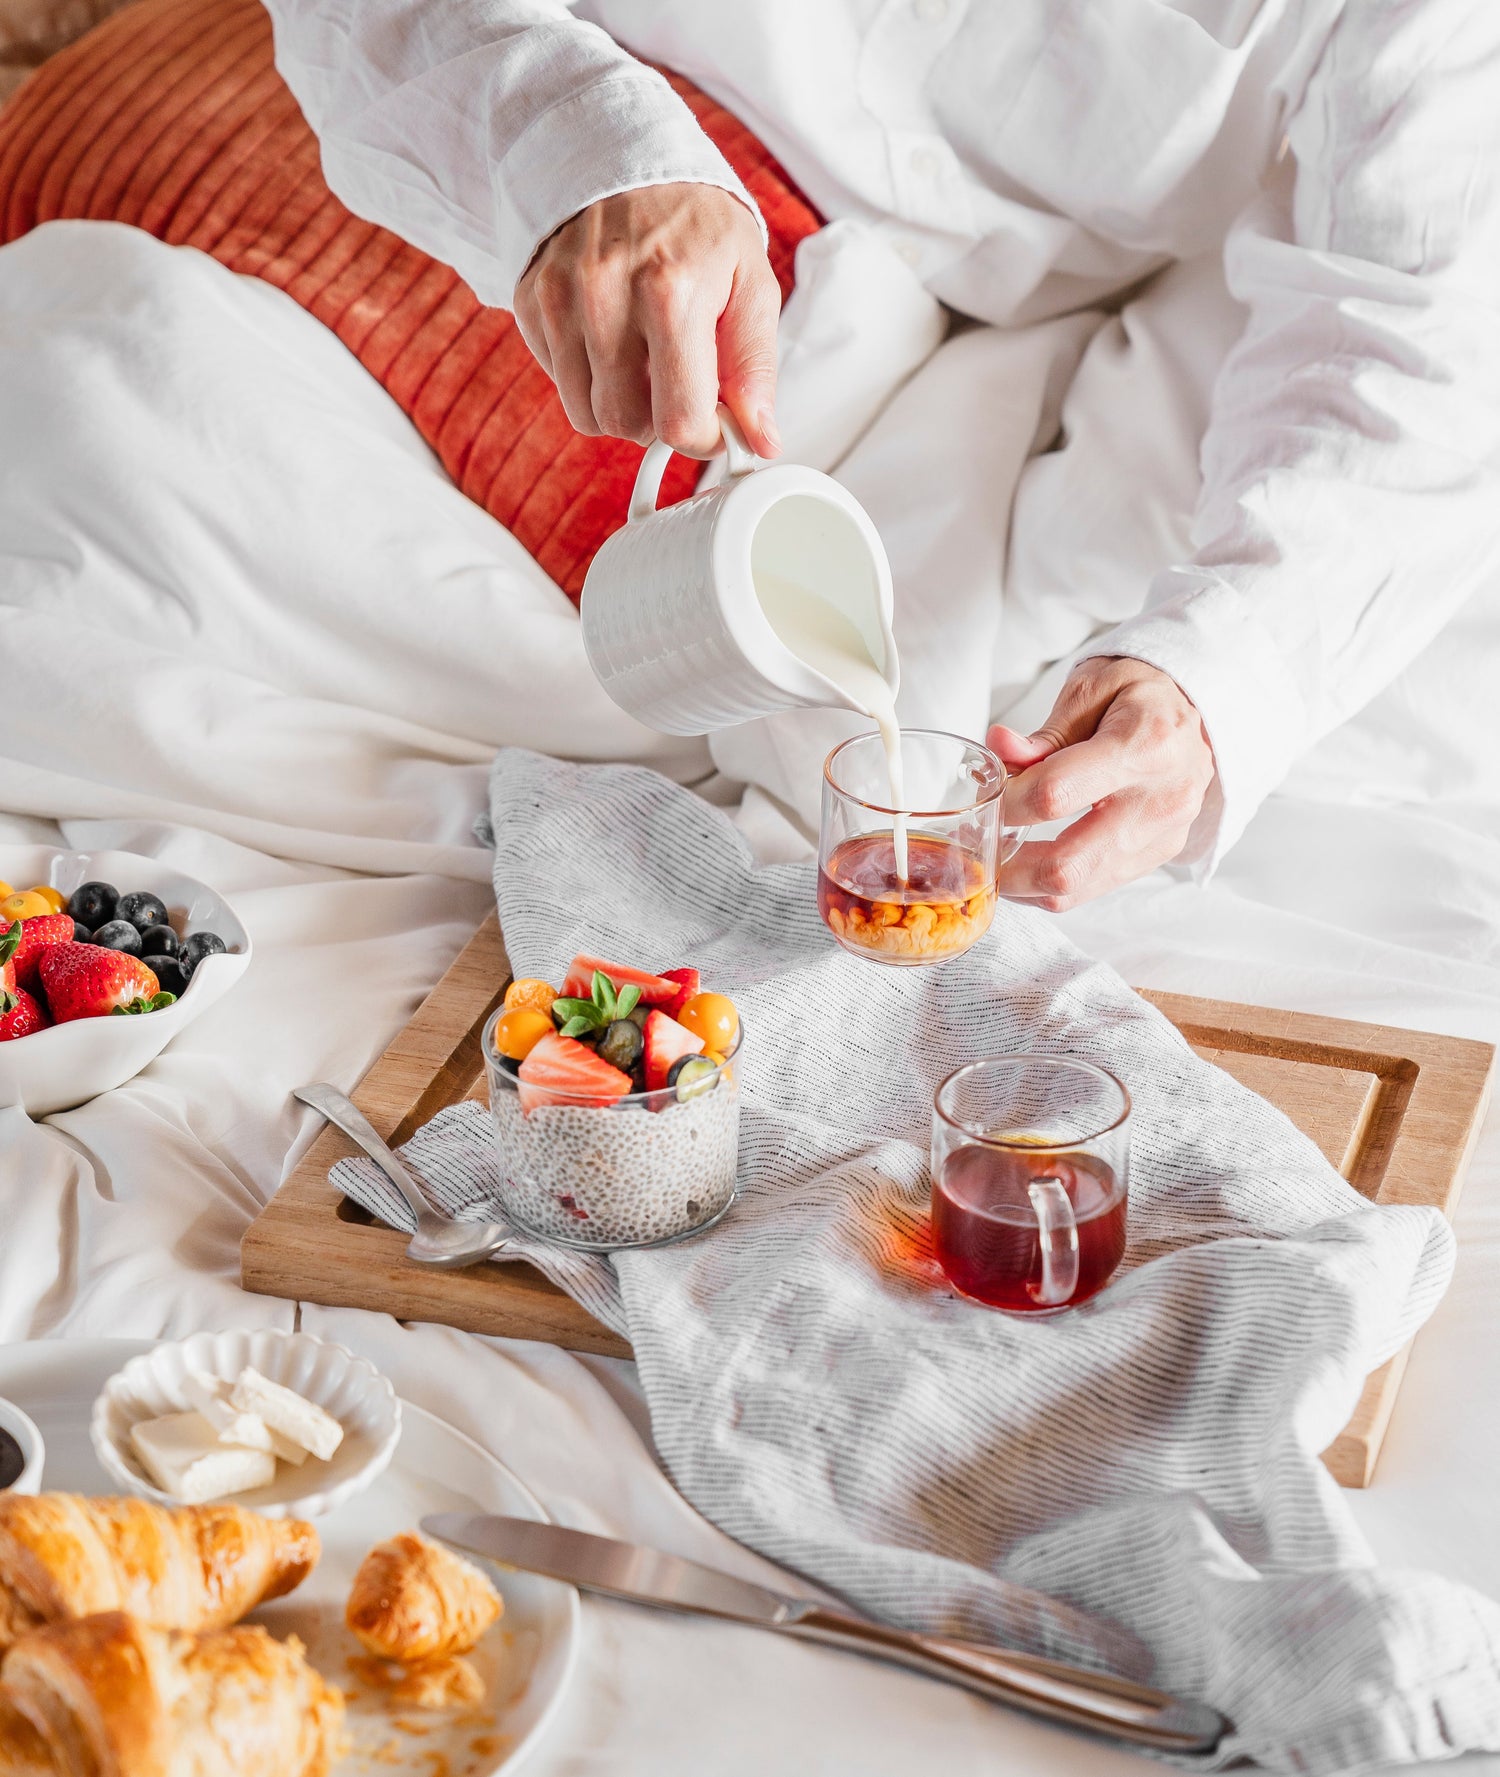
[913,0,950,20]
[910,145,943,179]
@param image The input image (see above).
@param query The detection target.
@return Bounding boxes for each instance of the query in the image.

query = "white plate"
[0,845,252,1117]
[0,1339,580,1777]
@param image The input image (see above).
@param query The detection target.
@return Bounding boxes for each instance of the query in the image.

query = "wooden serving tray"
[242,915,1494,1487]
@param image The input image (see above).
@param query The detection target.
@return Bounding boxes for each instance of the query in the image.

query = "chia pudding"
[482,1010,743,1249]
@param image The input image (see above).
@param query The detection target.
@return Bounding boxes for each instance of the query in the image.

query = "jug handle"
[629,404,760,523]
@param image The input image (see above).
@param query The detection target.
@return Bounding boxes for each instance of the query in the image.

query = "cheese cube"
[230,1368,344,1462]
[181,1373,271,1449]
[180,1373,308,1465]
[129,1412,276,1504]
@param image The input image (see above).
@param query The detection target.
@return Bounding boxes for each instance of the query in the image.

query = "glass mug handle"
[1027,1175,1080,1307]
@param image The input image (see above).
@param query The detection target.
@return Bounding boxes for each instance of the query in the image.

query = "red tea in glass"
[818,832,996,965]
[932,1146,1126,1312]
[931,1057,1131,1315]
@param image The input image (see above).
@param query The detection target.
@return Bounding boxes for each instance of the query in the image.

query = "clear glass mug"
[930,1057,1131,1313]
[818,730,1026,965]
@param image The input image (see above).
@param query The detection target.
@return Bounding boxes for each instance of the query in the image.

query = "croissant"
[0,1610,346,1777]
[0,1494,319,1651]
[345,1531,501,1665]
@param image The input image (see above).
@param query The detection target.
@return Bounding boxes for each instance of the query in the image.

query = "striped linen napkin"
[333,747,1500,1771]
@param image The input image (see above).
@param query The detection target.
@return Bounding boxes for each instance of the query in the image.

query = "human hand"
[987,658,1216,911]
[514,182,781,459]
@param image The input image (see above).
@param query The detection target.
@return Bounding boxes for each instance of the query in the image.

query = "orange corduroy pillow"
[0,0,822,600]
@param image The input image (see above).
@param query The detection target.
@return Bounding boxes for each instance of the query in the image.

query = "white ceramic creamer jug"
[580,407,899,736]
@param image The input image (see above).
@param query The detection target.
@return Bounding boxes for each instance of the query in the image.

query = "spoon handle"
[293,1082,436,1232]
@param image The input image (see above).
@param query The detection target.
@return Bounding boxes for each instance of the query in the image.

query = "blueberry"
[71,921,93,944]
[116,890,170,932]
[497,1053,522,1077]
[667,1054,719,1102]
[139,924,180,959]
[179,930,228,978]
[92,919,143,956]
[68,881,118,928]
[599,1018,644,1073]
[150,957,189,997]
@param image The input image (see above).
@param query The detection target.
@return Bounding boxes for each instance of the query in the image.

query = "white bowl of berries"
[0,846,251,1116]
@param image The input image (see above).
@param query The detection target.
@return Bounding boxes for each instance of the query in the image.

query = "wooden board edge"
[1320,1348,1409,1489]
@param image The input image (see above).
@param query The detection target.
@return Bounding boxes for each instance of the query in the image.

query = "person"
[264,0,1500,907]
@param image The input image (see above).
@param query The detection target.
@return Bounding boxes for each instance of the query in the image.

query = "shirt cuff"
[496,69,768,302]
[1075,568,1308,880]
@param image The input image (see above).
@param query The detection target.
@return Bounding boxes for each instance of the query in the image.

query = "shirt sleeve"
[260,0,766,308]
[1079,0,1500,875]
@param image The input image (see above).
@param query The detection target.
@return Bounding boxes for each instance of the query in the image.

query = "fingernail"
[758,408,782,453]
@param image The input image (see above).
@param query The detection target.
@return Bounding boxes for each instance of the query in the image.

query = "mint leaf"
[559,1015,594,1038]
[616,984,641,1019]
[551,997,594,1023]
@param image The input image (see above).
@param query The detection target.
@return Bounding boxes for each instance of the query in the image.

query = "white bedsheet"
[0,220,1497,1774]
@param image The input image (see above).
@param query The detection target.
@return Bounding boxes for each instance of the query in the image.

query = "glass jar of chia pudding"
[481,1010,744,1250]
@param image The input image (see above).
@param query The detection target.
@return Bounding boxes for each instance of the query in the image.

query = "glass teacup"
[818,730,1025,966]
[931,1057,1131,1313]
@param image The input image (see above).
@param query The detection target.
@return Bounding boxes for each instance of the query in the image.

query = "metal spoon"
[293,1082,513,1268]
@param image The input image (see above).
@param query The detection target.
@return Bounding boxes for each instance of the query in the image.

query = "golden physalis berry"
[678,992,739,1052]
[494,1007,555,1061]
[503,976,558,1017]
[0,890,53,922]
[26,886,67,914]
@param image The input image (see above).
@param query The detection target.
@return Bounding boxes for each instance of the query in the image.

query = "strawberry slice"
[2,913,76,992]
[561,956,678,1008]
[38,944,171,1023]
[641,1008,705,1093]
[0,987,51,1042]
[657,967,700,1022]
[517,1031,634,1112]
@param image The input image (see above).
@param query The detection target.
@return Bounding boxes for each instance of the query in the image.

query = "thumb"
[987,723,1058,769]
[717,262,781,457]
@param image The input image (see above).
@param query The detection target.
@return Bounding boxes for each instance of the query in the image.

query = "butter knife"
[422,1512,1228,1753]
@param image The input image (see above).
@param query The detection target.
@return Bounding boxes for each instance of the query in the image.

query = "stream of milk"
[755,574,909,879]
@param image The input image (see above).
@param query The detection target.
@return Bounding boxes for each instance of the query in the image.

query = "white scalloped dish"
[90,1328,401,1519]
[0,845,252,1118]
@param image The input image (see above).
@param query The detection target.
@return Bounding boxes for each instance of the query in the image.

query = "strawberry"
[2,913,76,992]
[641,1008,704,1093]
[657,967,700,1021]
[560,956,678,1008]
[0,986,51,1042]
[517,1031,633,1112]
[37,943,173,1023]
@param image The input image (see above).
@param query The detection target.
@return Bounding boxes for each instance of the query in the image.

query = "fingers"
[640,272,724,457]
[1002,731,1141,827]
[718,262,782,457]
[999,796,1194,912]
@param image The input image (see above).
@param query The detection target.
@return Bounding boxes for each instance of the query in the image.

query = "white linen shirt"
[265,0,1500,866]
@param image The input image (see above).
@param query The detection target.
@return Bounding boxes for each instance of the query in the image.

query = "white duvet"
[1,220,1498,1776]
